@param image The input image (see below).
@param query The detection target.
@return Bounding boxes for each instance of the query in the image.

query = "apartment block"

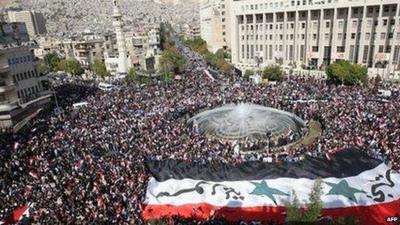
[8,10,47,37]
[0,45,52,131]
[200,0,232,52]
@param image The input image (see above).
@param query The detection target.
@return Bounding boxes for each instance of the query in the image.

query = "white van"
[73,102,89,109]
[98,82,114,91]
[378,89,392,97]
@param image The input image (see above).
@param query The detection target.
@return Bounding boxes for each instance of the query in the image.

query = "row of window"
[7,55,33,66]
[12,69,39,83]
[239,44,400,61]
[240,1,396,14]
[240,19,399,31]
[17,85,42,102]
[240,0,337,12]
[240,32,400,42]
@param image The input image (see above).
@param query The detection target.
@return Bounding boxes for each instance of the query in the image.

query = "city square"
[1,0,400,224]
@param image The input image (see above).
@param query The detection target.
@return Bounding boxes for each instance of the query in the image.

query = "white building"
[0,45,52,132]
[200,0,232,52]
[112,0,129,74]
[230,0,400,78]
[8,10,47,37]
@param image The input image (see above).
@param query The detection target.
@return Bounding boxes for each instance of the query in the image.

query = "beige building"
[230,0,400,78]
[200,0,232,52]
[58,39,105,70]
[8,10,47,37]
[0,45,52,131]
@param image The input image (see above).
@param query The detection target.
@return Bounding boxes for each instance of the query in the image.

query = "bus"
[98,82,114,91]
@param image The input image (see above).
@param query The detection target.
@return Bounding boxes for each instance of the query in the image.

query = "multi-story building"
[8,10,47,37]
[0,45,52,131]
[200,0,232,52]
[230,0,400,78]
[0,22,30,45]
[58,39,105,70]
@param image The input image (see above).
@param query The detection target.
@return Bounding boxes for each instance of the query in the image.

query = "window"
[378,45,384,53]
[385,46,391,53]
[338,21,344,29]
[312,46,319,52]
[365,33,370,40]
[313,34,317,40]
[380,33,385,40]
[352,20,357,28]
[383,19,387,26]
[338,33,342,40]
[351,33,356,39]
[337,46,345,52]
[326,21,330,28]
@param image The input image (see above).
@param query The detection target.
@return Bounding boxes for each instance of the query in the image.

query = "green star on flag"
[250,180,289,204]
[325,180,366,203]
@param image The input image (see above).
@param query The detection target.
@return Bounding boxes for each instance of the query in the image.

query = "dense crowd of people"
[0,41,399,224]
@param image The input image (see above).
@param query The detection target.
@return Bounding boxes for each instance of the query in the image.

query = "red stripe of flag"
[142,199,400,225]
[2,205,29,225]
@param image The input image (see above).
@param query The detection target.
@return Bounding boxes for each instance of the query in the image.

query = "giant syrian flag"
[142,149,400,224]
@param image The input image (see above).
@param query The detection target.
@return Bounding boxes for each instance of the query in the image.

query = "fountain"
[188,103,306,151]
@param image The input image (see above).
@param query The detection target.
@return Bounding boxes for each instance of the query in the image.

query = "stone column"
[283,11,288,65]
[372,4,383,69]
[344,7,352,62]
[232,14,240,65]
[357,6,367,65]
[331,8,338,64]
[389,3,400,74]
[294,10,299,64]
[305,10,311,66]
[272,12,277,64]
[244,14,248,64]
[317,9,324,67]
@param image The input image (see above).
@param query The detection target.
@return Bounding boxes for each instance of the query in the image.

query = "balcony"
[0,99,19,112]
[36,75,49,82]
[19,90,53,108]
[0,82,16,93]
[0,64,10,73]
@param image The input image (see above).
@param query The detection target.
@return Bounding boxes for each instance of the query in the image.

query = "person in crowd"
[0,43,399,225]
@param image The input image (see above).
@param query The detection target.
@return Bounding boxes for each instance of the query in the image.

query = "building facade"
[0,45,52,131]
[8,10,46,37]
[200,0,232,52]
[58,39,105,70]
[230,0,400,78]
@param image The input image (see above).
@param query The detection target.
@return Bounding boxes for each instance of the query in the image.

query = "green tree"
[43,52,61,72]
[37,63,51,75]
[326,60,368,85]
[57,59,84,76]
[304,178,324,222]
[262,65,283,81]
[244,69,254,79]
[285,190,303,222]
[185,38,209,55]
[285,178,323,224]
[159,46,186,75]
[93,59,110,80]
[126,68,137,83]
